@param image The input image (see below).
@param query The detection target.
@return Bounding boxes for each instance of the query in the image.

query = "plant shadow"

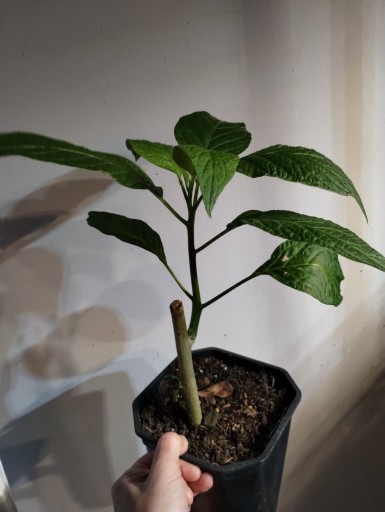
[0,168,111,257]
[0,167,162,423]
[0,370,140,510]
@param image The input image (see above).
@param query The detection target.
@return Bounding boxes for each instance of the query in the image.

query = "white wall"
[0,1,384,511]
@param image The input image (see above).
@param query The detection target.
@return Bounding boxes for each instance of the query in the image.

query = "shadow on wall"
[0,169,128,423]
[0,168,112,255]
[0,371,140,511]
[281,369,385,512]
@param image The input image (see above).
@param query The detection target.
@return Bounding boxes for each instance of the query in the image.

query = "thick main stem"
[186,199,203,341]
[170,300,202,426]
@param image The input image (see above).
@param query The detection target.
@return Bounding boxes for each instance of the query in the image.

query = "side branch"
[196,226,235,253]
[202,271,260,309]
[165,264,193,300]
[152,190,187,225]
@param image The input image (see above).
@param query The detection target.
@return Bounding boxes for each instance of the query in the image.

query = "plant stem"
[192,182,200,206]
[202,270,258,309]
[178,175,190,203]
[186,201,203,341]
[170,300,202,426]
[164,263,193,300]
[196,226,233,253]
[151,191,187,225]
[188,303,202,343]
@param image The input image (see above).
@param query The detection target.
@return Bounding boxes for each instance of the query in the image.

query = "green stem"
[188,303,202,343]
[196,226,233,253]
[151,191,187,225]
[170,300,202,426]
[192,183,200,206]
[202,270,259,309]
[178,176,189,203]
[165,263,193,301]
[186,201,203,341]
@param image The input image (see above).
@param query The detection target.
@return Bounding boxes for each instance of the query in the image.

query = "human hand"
[112,432,213,512]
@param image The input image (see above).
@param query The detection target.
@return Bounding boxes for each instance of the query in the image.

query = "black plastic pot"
[133,347,301,512]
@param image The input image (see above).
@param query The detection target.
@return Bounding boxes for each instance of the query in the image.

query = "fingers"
[189,472,214,495]
[157,432,188,459]
[180,459,201,482]
[179,455,213,501]
[126,433,192,486]
[112,432,213,512]
[186,486,195,506]
[147,432,213,502]
[151,433,213,490]
[148,432,188,482]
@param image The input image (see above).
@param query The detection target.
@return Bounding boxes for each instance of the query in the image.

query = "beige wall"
[0,1,384,511]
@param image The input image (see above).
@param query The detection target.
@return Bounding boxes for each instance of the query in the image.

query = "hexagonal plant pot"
[133,347,301,512]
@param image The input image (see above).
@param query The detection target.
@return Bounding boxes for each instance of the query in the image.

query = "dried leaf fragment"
[198,381,233,399]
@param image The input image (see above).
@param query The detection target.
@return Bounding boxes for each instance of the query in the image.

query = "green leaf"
[87,211,167,265]
[126,139,188,180]
[172,146,197,177]
[173,145,239,215]
[0,132,161,194]
[237,145,367,220]
[228,210,385,272]
[256,241,344,305]
[174,111,251,155]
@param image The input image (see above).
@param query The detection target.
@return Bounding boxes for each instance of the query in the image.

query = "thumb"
[148,432,188,483]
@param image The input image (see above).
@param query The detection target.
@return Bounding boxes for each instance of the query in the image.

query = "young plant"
[1,111,384,426]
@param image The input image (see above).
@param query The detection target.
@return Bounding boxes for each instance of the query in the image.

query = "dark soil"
[139,355,288,465]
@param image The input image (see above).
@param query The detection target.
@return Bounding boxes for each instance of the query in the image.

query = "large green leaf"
[87,211,167,265]
[174,111,251,155]
[0,132,161,194]
[172,145,197,177]
[173,145,239,216]
[126,139,188,180]
[228,210,385,272]
[237,145,367,220]
[256,241,344,305]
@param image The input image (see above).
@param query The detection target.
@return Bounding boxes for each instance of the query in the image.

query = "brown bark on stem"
[170,300,202,426]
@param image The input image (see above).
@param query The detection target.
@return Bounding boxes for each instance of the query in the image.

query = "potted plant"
[1,111,384,512]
